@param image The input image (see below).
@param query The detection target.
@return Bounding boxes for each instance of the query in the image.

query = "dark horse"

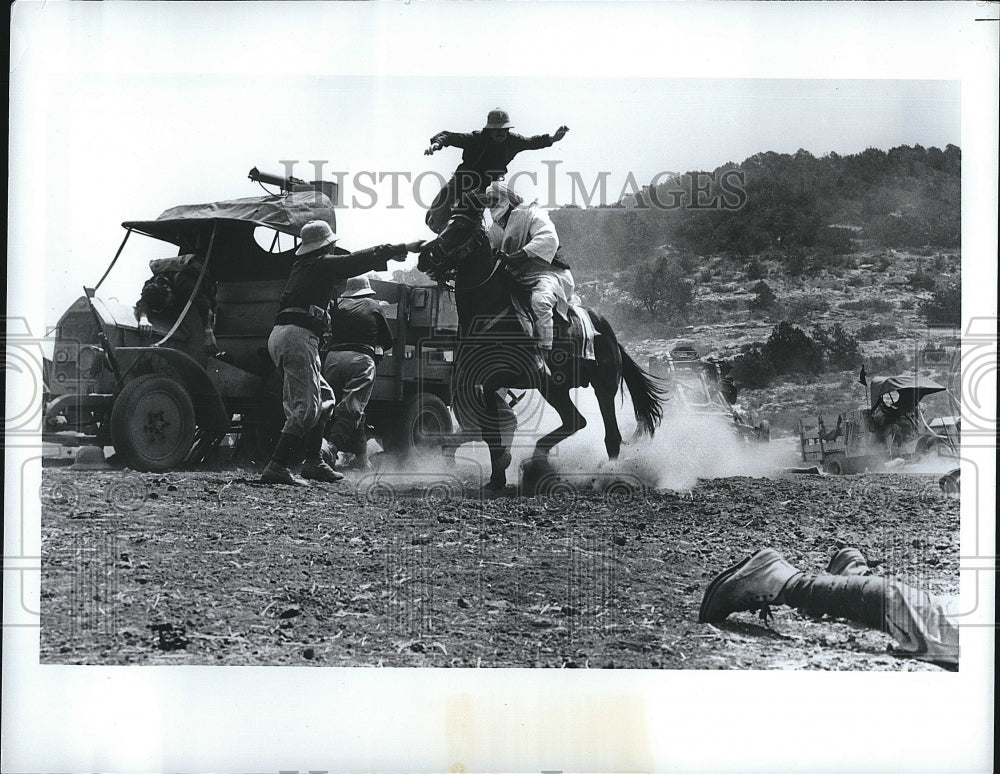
[418,213,667,489]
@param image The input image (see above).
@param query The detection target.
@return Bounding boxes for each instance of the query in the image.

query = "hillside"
[550,145,962,434]
[552,144,960,277]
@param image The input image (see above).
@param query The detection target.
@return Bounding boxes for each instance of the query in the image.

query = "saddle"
[502,276,597,362]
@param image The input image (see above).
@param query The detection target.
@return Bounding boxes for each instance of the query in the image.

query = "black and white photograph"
[5,2,996,772]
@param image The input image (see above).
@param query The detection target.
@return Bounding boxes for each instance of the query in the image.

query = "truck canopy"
[121,192,340,282]
[869,374,946,412]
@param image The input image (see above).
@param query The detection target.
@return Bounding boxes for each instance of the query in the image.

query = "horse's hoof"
[520,455,557,496]
[486,477,507,492]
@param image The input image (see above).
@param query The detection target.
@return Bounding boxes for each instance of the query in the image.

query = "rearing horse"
[418,213,667,489]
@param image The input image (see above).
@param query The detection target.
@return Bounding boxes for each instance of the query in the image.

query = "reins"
[456,257,503,291]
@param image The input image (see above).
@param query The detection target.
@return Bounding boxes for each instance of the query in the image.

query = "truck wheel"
[823,454,848,476]
[394,393,453,457]
[110,375,196,471]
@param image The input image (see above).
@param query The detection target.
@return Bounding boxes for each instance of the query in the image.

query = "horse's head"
[417,212,492,285]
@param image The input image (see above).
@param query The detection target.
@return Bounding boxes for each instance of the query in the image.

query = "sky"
[9,1,967,325]
[6,3,997,772]
[26,73,961,325]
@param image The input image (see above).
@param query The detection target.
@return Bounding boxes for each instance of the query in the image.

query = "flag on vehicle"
[859,365,867,385]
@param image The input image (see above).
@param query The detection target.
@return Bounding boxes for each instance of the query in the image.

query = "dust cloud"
[381,386,800,493]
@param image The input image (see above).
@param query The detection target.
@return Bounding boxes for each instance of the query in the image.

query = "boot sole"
[698,554,752,623]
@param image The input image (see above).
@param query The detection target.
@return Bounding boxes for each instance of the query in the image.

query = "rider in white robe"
[483,182,574,353]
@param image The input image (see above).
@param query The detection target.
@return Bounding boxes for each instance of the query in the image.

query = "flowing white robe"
[487,205,574,347]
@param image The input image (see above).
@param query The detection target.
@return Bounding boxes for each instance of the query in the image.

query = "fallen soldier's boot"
[301,460,344,483]
[260,462,308,486]
[699,548,802,623]
[780,572,887,630]
[826,547,871,576]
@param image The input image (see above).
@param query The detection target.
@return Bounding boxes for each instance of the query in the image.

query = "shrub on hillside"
[765,321,824,375]
[811,323,863,369]
[908,265,937,291]
[781,249,808,277]
[745,259,765,280]
[750,280,776,312]
[920,280,960,326]
[625,253,695,318]
[815,226,856,255]
[730,343,776,389]
[865,214,925,247]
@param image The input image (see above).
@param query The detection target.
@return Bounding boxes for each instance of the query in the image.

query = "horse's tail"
[619,346,667,436]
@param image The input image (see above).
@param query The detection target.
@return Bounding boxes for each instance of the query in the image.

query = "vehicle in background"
[798,373,957,475]
[649,345,770,444]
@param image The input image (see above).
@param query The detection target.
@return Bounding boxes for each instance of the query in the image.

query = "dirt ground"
[39,458,959,670]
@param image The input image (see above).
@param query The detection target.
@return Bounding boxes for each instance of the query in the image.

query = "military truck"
[649,346,771,443]
[44,170,458,470]
[798,373,957,475]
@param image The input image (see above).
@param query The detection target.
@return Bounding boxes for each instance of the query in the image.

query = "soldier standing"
[261,220,423,485]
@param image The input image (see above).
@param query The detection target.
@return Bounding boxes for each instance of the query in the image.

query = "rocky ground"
[607,247,962,436]
[40,458,959,670]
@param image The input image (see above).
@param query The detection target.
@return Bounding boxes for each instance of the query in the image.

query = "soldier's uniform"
[262,220,410,485]
[322,277,394,467]
[425,108,567,234]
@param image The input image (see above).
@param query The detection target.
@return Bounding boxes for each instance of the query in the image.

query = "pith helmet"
[483,108,514,130]
[296,220,339,256]
[341,276,376,298]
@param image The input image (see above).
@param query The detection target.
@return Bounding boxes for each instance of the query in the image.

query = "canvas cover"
[869,374,946,412]
[123,191,337,243]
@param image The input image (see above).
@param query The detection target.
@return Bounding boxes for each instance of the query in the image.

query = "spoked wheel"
[110,375,196,471]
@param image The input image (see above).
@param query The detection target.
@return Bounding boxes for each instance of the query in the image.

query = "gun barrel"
[248,166,307,190]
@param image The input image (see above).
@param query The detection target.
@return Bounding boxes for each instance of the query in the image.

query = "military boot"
[826,547,872,576]
[779,572,887,631]
[260,462,308,486]
[260,433,308,486]
[301,422,344,482]
[699,548,803,623]
[301,460,344,483]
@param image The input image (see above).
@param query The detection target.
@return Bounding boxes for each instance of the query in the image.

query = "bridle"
[421,213,499,290]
